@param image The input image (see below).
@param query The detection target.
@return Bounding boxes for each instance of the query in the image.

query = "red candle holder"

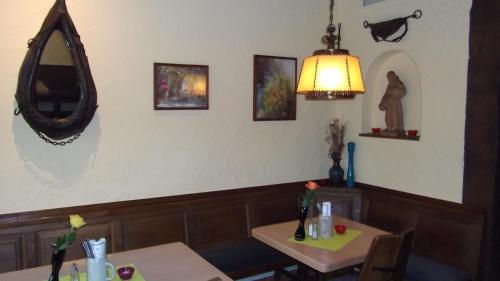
[334,224,347,234]
[117,266,135,281]
[407,130,418,137]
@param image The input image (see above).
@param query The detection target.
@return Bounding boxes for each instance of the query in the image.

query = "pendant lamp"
[297,0,365,99]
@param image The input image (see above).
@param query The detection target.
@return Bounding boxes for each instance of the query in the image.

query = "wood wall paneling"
[36,222,115,265]
[122,213,187,251]
[194,204,249,249]
[315,188,362,221]
[363,198,417,233]
[0,182,484,280]
[0,234,23,273]
[413,213,470,269]
[0,182,305,274]
[361,184,484,280]
[254,196,298,227]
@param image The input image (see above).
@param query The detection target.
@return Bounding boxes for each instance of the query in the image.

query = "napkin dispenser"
[318,202,333,238]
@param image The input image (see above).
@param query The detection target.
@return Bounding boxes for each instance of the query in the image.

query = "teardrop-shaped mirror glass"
[16,0,98,142]
[34,29,81,119]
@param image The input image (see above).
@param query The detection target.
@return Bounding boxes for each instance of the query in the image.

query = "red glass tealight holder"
[371,128,381,134]
[117,266,135,281]
[407,130,418,137]
[334,224,347,234]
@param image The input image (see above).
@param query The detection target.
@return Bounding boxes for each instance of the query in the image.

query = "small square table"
[0,242,232,281]
[252,215,388,273]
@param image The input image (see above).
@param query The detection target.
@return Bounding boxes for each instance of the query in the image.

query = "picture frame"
[363,0,384,6]
[154,63,209,110]
[253,55,297,121]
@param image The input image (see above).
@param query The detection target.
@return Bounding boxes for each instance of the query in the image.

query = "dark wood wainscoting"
[0,182,304,273]
[0,182,486,280]
[360,184,485,280]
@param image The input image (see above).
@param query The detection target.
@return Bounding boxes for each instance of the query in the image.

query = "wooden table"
[0,242,232,281]
[252,216,388,274]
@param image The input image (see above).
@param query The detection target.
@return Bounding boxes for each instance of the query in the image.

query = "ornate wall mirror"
[15,0,97,145]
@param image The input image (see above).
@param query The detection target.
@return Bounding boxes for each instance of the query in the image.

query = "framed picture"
[154,63,209,110]
[363,0,384,6]
[253,55,297,121]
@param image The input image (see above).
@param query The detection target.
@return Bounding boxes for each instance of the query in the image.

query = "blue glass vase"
[347,142,355,188]
[329,157,344,186]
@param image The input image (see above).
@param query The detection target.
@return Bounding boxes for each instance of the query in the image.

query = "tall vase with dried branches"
[326,119,346,186]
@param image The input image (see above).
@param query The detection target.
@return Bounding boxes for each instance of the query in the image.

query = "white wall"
[0,0,335,214]
[0,0,471,214]
[335,0,471,203]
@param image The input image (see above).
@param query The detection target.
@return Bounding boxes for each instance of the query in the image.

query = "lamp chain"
[329,0,334,27]
[322,0,339,50]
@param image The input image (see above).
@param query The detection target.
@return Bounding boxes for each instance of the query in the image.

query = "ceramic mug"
[86,238,115,281]
[86,257,115,281]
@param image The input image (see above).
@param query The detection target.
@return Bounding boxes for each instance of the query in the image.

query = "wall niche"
[360,50,422,140]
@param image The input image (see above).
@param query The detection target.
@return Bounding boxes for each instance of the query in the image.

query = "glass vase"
[294,206,308,241]
[329,157,344,186]
[347,142,355,188]
[48,249,66,281]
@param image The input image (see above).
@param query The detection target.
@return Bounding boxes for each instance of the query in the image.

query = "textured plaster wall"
[0,0,471,214]
[334,0,471,203]
[0,0,334,214]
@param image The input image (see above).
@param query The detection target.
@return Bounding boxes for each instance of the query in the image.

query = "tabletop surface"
[0,242,232,281]
[251,216,388,273]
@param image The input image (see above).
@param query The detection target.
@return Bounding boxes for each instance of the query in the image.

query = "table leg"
[297,263,309,280]
[296,263,331,281]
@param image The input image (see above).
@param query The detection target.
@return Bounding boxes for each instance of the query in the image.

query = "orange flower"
[306,181,319,191]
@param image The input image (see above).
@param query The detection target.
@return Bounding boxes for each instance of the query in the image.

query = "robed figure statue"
[379,71,406,136]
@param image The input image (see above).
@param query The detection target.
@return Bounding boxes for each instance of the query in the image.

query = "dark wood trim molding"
[0,183,300,227]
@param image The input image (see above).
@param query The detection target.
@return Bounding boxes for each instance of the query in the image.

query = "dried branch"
[325,118,346,159]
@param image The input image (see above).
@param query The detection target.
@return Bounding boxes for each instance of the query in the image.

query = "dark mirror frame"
[15,0,97,142]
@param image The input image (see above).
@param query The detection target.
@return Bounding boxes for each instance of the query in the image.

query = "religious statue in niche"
[379,71,406,136]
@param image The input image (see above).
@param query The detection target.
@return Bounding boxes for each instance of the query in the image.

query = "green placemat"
[53,264,145,281]
[288,229,362,251]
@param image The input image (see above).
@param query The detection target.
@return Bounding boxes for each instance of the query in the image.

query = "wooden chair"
[333,233,401,281]
[392,228,415,281]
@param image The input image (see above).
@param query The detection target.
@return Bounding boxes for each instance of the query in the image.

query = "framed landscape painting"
[154,63,209,110]
[253,55,297,121]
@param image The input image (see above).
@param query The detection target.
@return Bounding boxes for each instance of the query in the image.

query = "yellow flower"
[69,214,86,229]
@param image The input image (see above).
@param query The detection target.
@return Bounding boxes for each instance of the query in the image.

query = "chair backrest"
[358,234,401,281]
[392,228,415,281]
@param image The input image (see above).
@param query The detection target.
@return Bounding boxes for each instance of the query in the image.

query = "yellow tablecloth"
[55,264,145,281]
[288,229,362,251]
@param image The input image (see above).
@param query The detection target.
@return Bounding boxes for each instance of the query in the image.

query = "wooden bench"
[406,253,471,281]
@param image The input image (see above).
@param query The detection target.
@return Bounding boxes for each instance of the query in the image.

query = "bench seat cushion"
[197,239,292,277]
[406,254,471,281]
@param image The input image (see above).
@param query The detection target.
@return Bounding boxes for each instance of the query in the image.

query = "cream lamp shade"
[297,49,365,97]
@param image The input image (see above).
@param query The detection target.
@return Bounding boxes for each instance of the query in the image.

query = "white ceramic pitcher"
[86,238,115,281]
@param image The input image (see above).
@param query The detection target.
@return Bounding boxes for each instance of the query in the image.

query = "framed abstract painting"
[154,63,209,110]
[253,55,297,121]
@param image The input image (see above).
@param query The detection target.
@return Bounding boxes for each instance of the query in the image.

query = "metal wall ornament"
[363,10,422,43]
[15,0,98,145]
